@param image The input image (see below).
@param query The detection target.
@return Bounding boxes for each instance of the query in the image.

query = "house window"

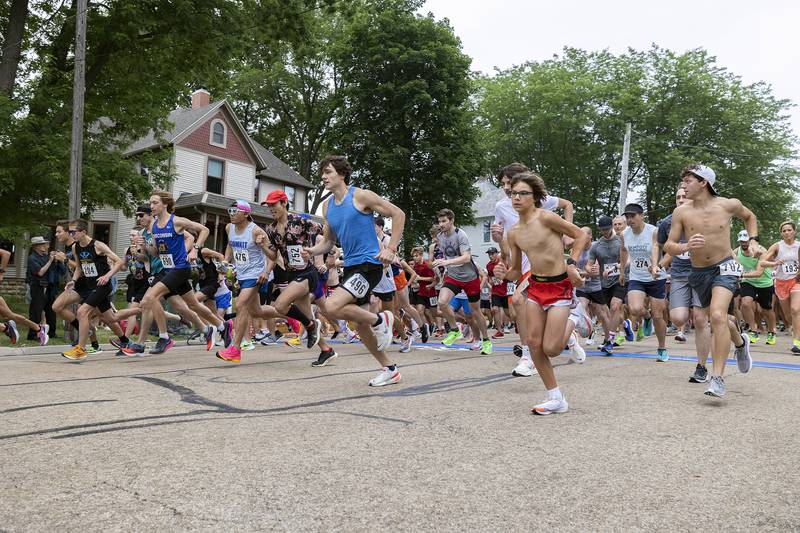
[284,185,296,210]
[92,223,112,247]
[207,159,224,194]
[210,120,226,147]
[483,220,491,242]
[254,177,261,203]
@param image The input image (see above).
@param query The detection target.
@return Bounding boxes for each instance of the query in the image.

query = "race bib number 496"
[343,273,369,298]
[719,260,743,278]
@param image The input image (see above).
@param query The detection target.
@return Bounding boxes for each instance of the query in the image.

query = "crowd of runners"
[3,156,799,414]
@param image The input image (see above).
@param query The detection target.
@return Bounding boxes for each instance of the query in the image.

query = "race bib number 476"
[343,273,370,298]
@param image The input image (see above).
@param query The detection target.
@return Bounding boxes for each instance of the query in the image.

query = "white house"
[458,176,506,261]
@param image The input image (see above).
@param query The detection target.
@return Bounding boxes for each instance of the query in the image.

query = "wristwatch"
[193,244,201,251]
[566,258,577,266]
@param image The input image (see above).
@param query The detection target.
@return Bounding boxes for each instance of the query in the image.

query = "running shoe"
[121,343,146,356]
[421,323,429,344]
[656,348,669,362]
[469,339,481,351]
[149,337,174,355]
[614,334,625,347]
[569,301,593,338]
[441,329,463,347]
[622,319,634,342]
[792,339,800,354]
[734,333,752,373]
[765,332,777,346]
[400,336,412,353]
[222,319,234,348]
[86,345,102,355]
[204,325,215,351]
[260,333,280,346]
[689,364,709,383]
[216,345,241,363]
[512,354,535,377]
[372,311,395,352]
[503,325,512,334]
[492,331,504,339]
[513,344,523,357]
[3,320,18,344]
[253,329,269,342]
[568,332,585,363]
[704,375,725,397]
[601,340,614,355]
[285,336,303,349]
[531,396,569,415]
[747,331,759,344]
[368,366,401,387]
[635,325,645,342]
[480,339,493,355]
[675,332,687,343]
[240,339,255,351]
[61,345,87,361]
[109,338,128,350]
[311,348,338,367]
[642,317,653,336]
[38,324,50,346]
[306,319,322,349]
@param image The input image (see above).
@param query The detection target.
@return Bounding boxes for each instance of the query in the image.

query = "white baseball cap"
[738,229,750,242]
[688,165,717,196]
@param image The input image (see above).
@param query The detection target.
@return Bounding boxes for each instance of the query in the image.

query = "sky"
[421,0,800,178]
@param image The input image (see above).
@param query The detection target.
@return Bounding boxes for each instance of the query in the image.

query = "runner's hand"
[187,248,197,262]
[688,234,705,249]
[317,264,328,275]
[300,247,311,261]
[255,233,265,245]
[567,264,585,288]
[649,264,661,279]
[493,262,507,280]
[257,270,268,285]
[490,222,504,243]
[376,248,395,265]
[97,274,111,286]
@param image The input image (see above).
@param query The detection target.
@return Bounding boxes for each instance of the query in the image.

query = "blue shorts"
[239,279,259,290]
[450,298,471,315]
[627,278,667,299]
[215,292,232,309]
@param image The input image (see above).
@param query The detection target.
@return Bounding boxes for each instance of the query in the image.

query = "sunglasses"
[135,213,145,218]
[68,229,78,235]
[228,207,244,216]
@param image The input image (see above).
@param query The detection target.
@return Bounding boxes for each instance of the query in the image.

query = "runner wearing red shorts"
[493,172,588,415]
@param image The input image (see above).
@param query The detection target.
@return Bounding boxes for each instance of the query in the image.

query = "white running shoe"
[368,366,401,387]
[512,353,536,377]
[372,311,395,352]
[240,339,256,351]
[400,336,412,353]
[569,301,593,339]
[531,396,569,415]
[345,328,359,343]
[568,332,586,363]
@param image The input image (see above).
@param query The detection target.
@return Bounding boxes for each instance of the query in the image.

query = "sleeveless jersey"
[74,239,110,289]
[623,224,666,282]
[327,186,380,267]
[775,240,800,280]
[125,247,148,282]
[152,214,189,270]
[228,222,265,281]
[738,248,773,288]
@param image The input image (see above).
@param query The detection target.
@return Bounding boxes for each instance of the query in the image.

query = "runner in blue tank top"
[303,155,407,387]
[130,190,233,356]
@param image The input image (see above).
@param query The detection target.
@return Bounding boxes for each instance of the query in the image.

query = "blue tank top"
[152,214,189,270]
[327,186,381,267]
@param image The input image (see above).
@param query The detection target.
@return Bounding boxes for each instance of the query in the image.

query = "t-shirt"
[436,228,478,282]
[485,259,509,297]
[578,248,602,293]
[412,260,436,297]
[657,213,691,278]
[623,223,666,282]
[266,214,322,271]
[494,195,561,274]
[588,236,622,289]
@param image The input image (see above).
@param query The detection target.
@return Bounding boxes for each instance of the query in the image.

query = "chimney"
[191,88,211,109]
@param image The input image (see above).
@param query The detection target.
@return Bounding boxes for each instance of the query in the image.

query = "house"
[458,176,506,261]
[3,89,314,282]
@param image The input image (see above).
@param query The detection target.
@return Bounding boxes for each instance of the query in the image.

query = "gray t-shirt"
[437,228,478,282]
[588,235,622,289]
[578,248,602,293]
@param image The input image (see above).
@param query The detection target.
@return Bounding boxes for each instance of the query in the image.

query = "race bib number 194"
[343,273,369,298]
[81,262,98,277]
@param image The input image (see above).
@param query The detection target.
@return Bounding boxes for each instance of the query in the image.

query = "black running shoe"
[204,325,215,351]
[689,363,709,383]
[421,323,429,344]
[306,319,321,349]
[311,348,338,367]
[792,345,800,355]
[149,337,174,355]
[513,344,523,357]
[109,338,128,350]
[331,330,340,340]
[222,320,234,348]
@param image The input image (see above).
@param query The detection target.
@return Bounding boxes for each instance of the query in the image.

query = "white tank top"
[623,224,666,282]
[775,240,800,280]
[228,222,265,281]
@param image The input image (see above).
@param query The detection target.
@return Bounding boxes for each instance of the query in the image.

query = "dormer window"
[210,119,226,147]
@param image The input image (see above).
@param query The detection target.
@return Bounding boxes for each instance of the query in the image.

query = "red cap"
[262,190,288,205]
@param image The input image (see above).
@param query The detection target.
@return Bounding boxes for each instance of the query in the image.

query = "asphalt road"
[1,333,799,531]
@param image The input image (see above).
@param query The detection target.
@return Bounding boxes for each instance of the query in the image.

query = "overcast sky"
[422,0,800,146]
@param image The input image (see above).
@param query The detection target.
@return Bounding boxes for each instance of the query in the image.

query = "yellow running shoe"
[61,345,87,361]
[285,336,303,349]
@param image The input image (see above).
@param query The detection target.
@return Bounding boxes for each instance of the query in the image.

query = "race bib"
[343,273,370,298]
[429,296,439,307]
[81,262,98,277]
[233,249,249,265]
[491,276,501,286]
[783,261,799,275]
[287,245,304,267]
[604,262,620,276]
[506,282,516,296]
[159,254,175,269]
[634,258,651,269]
[677,250,690,260]
[719,260,743,278]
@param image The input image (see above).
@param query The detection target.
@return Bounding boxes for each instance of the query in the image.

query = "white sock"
[522,345,530,357]
[217,322,226,332]
[159,333,169,340]
[410,319,419,331]
[547,386,562,400]
[566,332,576,347]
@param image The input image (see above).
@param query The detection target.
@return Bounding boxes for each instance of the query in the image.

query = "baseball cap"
[231,199,252,213]
[30,236,47,245]
[136,204,151,215]
[598,216,613,229]
[486,247,499,254]
[687,165,717,196]
[262,190,288,205]
[623,203,644,215]
[738,230,750,242]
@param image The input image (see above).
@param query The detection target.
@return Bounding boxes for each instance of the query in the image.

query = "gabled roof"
[175,191,322,223]
[252,140,313,188]
[123,100,225,156]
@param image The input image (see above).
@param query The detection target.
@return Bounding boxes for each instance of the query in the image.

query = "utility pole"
[68,0,88,220]
[618,122,631,215]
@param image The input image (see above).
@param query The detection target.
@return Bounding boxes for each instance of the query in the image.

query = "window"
[210,120,226,147]
[207,159,224,194]
[483,220,491,242]
[92,223,112,246]
[254,177,261,203]
[285,185,295,210]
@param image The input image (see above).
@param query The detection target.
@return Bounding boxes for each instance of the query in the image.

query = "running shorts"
[450,298,471,315]
[160,268,192,297]
[775,278,800,301]
[628,279,667,299]
[688,259,740,310]
[443,276,481,302]
[82,282,113,313]
[669,276,701,309]
[341,262,384,306]
[526,272,573,310]
[739,283,774,310]
[576,289,606,306]
[491,294,509,309]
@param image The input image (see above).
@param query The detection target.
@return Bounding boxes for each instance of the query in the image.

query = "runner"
[619,203,669,362]
[434,208,492,355]
[0,248,49,345]
[492,172,588,415]
[664,164,755,397]
[491,162,574,376]
[60,219,130,361]
[372,217,412,353]
[761,221,800,353]
[301,155,404,386]
[410,246,439,338]
[586,216,627,355]
[575,226,611,346]
[734,230,777,345]
[485,247,510,339]
[657,187,712,382]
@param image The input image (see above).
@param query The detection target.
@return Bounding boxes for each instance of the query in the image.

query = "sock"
[522,345,530,356]
[92,341,100,349]
[71,319,80,330]
[387,364,396,371]
[566,333,576,347]
[372,314,383,327]
[217,321,226,332]
[444,322,451,333]
[120,335,129,344]
[547,386,562,400]
[159,332,169,340]
[287,305,312,327]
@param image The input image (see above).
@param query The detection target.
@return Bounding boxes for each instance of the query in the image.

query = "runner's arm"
[557,198,574,224]
[354,188,405,258]
[67,244,82,286]
[663,210,689,257]
[201,248,225,262]
[95,242,125,285]
[304,202,335,257]
[175,217,209,260]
